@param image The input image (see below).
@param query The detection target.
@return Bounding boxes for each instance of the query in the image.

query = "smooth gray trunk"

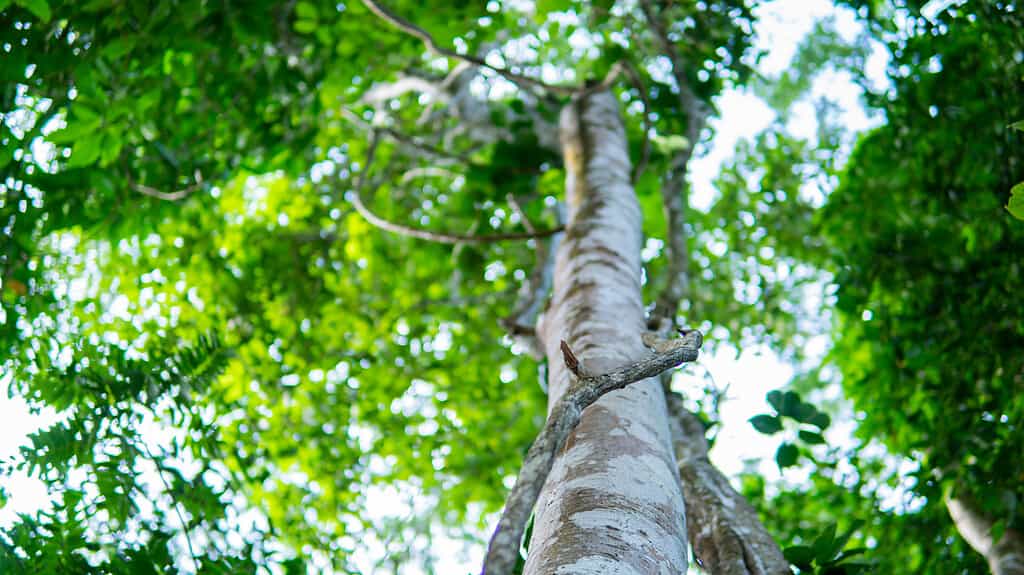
[947,494,1024,575]
[526,90,688,574]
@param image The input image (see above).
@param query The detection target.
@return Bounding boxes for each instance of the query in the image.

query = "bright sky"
[0,0,891,573]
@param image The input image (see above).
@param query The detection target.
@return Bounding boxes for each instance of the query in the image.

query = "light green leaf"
[101,37,137,60]
[17,0,50,22]
[1007,182,1024,220]
[1009,120,1024,132]
[652,134,691,154]
[67,136,102,167]
[295,1,318,20]
[294,19,318,34]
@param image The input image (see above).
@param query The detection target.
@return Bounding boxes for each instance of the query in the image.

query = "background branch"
[350,131,565,245]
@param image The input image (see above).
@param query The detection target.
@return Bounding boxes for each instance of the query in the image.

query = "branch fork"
[482,329,703,575]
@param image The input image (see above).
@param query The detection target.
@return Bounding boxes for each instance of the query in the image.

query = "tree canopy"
[1,0,1022,574]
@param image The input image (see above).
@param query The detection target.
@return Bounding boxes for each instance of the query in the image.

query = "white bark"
[947,494,1024,575]
[526,90,688,574]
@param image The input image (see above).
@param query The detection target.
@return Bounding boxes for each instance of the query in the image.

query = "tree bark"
[665,391,790,575]
[526,89,688,573]
[946,493,1024,575]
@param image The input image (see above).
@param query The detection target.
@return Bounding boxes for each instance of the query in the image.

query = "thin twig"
[482,330,703,575]
[340,107,474,165]
[350,131,565,245]
[361,0,576,95]
[638,0,709,323]
[618,61,653,183]
[137,442,200,572]
[127,169,204,201]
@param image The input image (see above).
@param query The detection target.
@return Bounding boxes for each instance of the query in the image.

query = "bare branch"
[127,169,204,201]
[638,0,709,323]
[637,0,710,135]
[482,330,703,575]
[664,389,791,575]
[361,0,577,95]
[340,107,474,165]
[351,131,565,245]
[501,197,564,357]
[618,61,653,183]
[946,491,1024,575]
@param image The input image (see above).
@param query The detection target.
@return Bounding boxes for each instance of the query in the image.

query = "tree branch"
[340,107,474,166]
[127,169,204,201]
[351,131,565,245]
[501,197,564,358]
[482,330,703,575]
[946,492,1024,575]
[664,389,791,575]
[638,0,708,323]
[361,0,576,95]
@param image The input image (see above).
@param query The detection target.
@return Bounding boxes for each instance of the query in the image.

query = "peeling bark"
[525,90,688,574]
[665,391,790,575]
[947,494,1024,575]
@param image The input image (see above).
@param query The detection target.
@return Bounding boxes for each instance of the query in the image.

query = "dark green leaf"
[813,523,838,563]
[798,430,826,445]
[779,391,802,418]
[776,443,799,468]
[750,414,784,434]
[784,544,815,568]
[809,411,831,430]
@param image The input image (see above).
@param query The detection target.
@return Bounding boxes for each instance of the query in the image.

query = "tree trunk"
[526,90,688,573]
[946,493,1024,575]
[665,391,790,575]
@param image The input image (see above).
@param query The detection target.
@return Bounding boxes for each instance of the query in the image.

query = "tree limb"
[361,0,576,95]
[946,492,1024,575]
[127,169,204,202]
[482,330,703,575]
[638,0,708,323]
[351,131,565,245]
[664,389,791,575]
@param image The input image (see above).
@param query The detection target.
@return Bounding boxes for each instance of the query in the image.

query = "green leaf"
[749,414,783,434]
[294,19,318,34]
[766,390,784,413]
[17,0,50,21]
[1009,120,1024,132]
[535,0,571,19]
[790,401,818,424]
[101,37,137,60]
[809,411,831,430]
[813,523,838,563]
[798,429,826,445]
[1007,181,1024,220]
[0,0,12,11]
[779,391,802,418]
[783,544,815,568]
[775,442,799,468]
[67,136,102,167]
[295,0,318,20]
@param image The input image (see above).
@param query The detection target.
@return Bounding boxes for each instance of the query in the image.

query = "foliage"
[743,2,1024,573]
[0,0,764,572]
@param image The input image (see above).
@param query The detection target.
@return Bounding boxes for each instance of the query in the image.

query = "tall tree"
[2,0,801,573]
[738,2,1024,574]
